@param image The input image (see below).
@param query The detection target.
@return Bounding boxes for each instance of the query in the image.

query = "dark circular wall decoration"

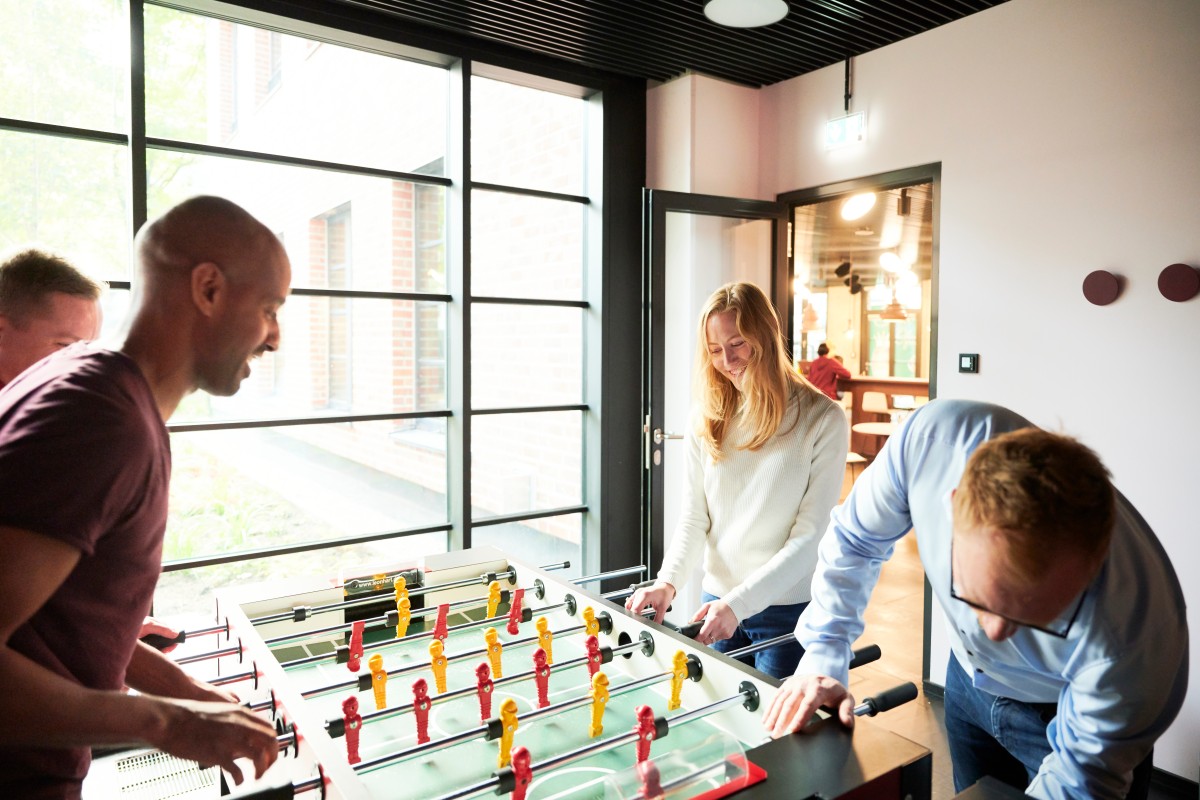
[1082,270,1121,306]
[1158,263,1199,302]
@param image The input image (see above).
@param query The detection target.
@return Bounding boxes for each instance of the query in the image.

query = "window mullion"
[129,1,148,235]
[447,57,471,552]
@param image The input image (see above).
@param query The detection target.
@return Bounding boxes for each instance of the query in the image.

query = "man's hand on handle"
[762,673,856,738]
[148,697,279,786]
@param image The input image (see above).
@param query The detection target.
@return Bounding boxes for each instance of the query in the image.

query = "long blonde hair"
[694,282,812,460]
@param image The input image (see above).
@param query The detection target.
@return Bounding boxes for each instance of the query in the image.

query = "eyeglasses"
[949,541,1085,639]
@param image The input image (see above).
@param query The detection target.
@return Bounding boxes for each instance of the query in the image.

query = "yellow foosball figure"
[582,606,599,637]
[486,580,503,619]
[535,616,553,664]
[395,595,411,638]
[668,651,688,711]
[368,653,388,710]
[497,697,520,768]
[429,638,448,694]
[394,576,411,638]
[588,671,610,738]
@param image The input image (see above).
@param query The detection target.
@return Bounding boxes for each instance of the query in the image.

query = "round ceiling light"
[704,0,789,28]
[879,251,906,273]
[840,192,876,221]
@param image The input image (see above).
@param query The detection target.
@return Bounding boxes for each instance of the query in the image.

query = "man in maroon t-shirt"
[0,249,190,656]
[806,342,852,401]
[0,196,292,799]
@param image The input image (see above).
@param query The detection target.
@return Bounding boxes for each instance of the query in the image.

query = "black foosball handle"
[140,631,187,651]
[855,681,918,716]
[848,643,881,669]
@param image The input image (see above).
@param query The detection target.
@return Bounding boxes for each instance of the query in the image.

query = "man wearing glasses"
[761,399,1187,800]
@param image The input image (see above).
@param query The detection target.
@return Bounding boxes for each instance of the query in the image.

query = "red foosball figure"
[412,677,432,744]
[510,746,533,800]
[347,619,366,672]
[506,587,525,635]
[532,647,551,708]
[634,705,656,763]
[432,603,449,641]
[584,634,602,678]
[342,695,362,765]
[475,662,494,721]
[637,759,663,799]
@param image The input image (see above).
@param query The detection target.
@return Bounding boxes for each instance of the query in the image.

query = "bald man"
[0,249,102,389]
[0,197,291,799]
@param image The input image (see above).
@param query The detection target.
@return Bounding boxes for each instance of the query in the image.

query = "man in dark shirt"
[0,196,292,798]
[806,342,851,400]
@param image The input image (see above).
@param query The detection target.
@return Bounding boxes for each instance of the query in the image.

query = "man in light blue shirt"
[762,399,1188,800]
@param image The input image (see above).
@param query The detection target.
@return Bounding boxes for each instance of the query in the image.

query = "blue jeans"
[701,592,806,680]
[943,653,1152,798]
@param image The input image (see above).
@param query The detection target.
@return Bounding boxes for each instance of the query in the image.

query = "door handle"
[653,429,683,445]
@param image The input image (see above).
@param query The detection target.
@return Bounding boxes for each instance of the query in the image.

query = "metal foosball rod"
[248,610,646,714]
[320,648,689,772]
[283,681,919,798]
[725,638,883,670]
[262,560,570,626]
[154,561,573,648]
[429,681,765,800]
[251,569,522,627]
[602,577,654,604]
[277,596,579,671]
[260,588,521,650]
[179,569,610,669]
[211,605,657,691]
[319,623,657,734]
[612,681,921,800]
[181,594,532,668]
[570,565,646,585]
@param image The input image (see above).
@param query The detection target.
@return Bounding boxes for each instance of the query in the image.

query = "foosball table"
[85,547,931,799]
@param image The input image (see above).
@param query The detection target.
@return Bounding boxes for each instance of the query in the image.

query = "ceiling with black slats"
[329,0,1008,87]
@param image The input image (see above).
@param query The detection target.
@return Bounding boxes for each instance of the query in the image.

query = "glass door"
[642,190,786,623]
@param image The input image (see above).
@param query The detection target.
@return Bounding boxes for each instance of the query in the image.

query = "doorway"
[642,189,786,624]
[780,164,940,690]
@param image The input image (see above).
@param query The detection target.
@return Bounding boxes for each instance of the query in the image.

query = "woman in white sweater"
[626,281,848,678]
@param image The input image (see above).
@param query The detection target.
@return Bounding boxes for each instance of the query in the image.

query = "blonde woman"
[626,282,848,678]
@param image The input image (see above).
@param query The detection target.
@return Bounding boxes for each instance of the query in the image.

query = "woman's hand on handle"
[624,581,676,624]
[691,599,737,645]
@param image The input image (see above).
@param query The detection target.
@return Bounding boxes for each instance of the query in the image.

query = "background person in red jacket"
[806,342,850,401]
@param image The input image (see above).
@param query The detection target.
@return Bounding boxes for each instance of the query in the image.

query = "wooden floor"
[849,530,957,798]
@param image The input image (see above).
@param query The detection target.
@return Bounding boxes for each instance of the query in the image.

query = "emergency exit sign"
[826,111,866,149]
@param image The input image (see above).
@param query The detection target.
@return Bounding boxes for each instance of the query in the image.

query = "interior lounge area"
[1,0,1196,798]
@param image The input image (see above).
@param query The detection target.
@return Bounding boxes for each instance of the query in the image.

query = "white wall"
[650,0,1200,781]
[647,74,760,197]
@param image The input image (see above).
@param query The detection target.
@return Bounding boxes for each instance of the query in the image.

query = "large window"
[0,1,616,613]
